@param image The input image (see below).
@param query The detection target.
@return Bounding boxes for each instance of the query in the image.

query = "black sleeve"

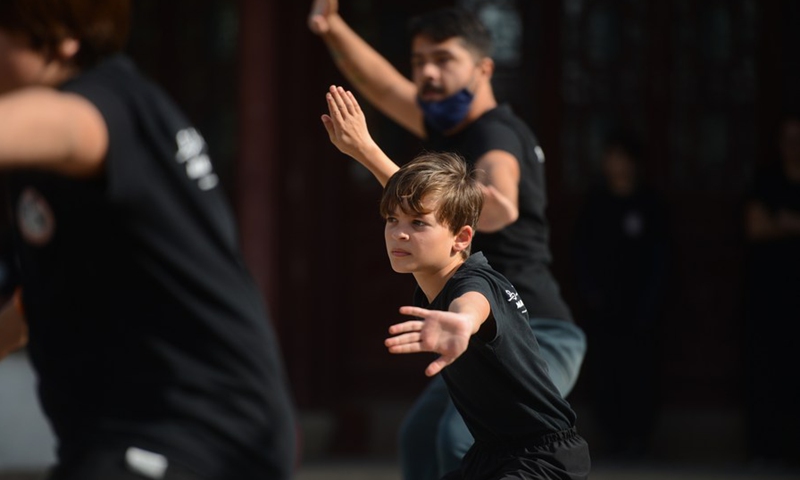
[464,121,525,163]
[62,74,141,203]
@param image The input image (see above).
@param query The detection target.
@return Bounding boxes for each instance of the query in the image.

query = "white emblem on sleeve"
[125,446,168,479]
[505,289,528,314]
[534,146,545,163]
[175,127,219,191]
[17,187,56,246]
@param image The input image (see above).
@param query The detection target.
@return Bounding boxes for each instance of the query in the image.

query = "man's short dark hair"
[408,7,493,59]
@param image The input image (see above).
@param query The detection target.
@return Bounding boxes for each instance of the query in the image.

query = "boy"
[323,86,590,479]
[0,1,295,479]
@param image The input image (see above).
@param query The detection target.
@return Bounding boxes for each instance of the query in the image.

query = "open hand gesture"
[321,85,378,162]
[385,305,474,377]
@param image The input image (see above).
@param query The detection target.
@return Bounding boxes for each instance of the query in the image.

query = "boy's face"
[0,28,49,95]
[384,195,464,275]
[411,35,483,102]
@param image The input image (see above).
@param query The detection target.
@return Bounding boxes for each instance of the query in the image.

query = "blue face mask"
[417,88,475,133]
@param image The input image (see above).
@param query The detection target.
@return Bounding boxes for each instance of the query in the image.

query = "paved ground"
[3,460,799,480]
[292,461,800,480]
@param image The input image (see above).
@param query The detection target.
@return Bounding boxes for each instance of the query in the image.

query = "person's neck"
[412,257,466,303]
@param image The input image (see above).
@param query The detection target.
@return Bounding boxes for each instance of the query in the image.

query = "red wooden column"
[236,0,281,327]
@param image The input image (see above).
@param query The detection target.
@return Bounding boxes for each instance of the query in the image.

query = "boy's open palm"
[385,306,474,377]
[321,86,378,161]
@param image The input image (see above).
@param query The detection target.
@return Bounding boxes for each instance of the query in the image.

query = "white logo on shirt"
[175,128,219,191]
[505,289,528,314]
[17,187,56,246]
[534,146,545,163]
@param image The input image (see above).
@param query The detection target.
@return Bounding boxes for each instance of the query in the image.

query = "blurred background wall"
[2,0,798,472]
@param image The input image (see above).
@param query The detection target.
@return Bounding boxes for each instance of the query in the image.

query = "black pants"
[441,428,591,480]
[48,445,204,480]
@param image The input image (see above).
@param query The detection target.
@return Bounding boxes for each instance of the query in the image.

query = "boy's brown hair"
[0,0,131,68]
[380,152,483,257]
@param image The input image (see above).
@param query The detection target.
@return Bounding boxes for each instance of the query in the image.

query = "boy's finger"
[386,343,422,355]
[346,91,363,115]
[338,87,356,115]
[388,320,424,334]
[384,332,421,347]
[425,357,449,377]
[398,305,429,319]
[320,115,335,137]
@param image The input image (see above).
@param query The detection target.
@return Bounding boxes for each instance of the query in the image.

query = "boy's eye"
[385,216,398,223]
[413,220,427,227]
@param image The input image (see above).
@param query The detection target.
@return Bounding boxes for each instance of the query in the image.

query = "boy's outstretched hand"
[385,305,475,377]
[321,85,379,162]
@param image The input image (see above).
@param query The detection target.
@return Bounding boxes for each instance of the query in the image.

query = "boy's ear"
[453,225,474,254]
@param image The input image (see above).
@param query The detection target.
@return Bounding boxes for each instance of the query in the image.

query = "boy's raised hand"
[321,85,378,162]
[385,306,474,377]
[308,0,338,34]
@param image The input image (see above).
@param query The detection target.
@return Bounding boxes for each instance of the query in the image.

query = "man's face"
[411,35,482,102]
[0,28,49,95]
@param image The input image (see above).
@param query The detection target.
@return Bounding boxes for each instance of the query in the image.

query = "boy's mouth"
[391,249,411,257]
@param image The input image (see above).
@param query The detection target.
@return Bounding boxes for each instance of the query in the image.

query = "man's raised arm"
[308,0,425,137]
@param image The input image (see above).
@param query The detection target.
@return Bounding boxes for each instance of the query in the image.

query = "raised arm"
[308,0,425,137]
[385,291,491,377]
[0,87,107,176]
[322,85,399,186]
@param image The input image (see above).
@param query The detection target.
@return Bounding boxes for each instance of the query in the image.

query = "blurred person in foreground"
[743,111,800,468]
[0,1,296,479]
[309,2,586,478]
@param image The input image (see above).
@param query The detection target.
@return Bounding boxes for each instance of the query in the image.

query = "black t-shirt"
[425,105,572,321]
[8,55,295,480]
[414,253,576,446]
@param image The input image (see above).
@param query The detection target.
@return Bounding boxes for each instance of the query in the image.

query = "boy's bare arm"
[0,88,107,176]
[385,292,491,377]
[0,297,28,361]
[322,86,399,186]
[308,0,425,137]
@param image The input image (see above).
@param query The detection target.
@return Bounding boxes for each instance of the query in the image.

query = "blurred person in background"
[0,1,296,478]
[742,111,800,468]
[573,132,668,460]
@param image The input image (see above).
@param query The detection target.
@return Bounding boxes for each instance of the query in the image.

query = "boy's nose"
[393,230,409,240]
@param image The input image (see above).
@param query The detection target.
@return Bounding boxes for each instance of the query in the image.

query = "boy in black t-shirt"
[324,87,590,479]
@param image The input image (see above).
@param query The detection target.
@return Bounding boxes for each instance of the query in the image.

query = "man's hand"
[385,305,475,377]
[308,0,338,34]
[321,85,379,161]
